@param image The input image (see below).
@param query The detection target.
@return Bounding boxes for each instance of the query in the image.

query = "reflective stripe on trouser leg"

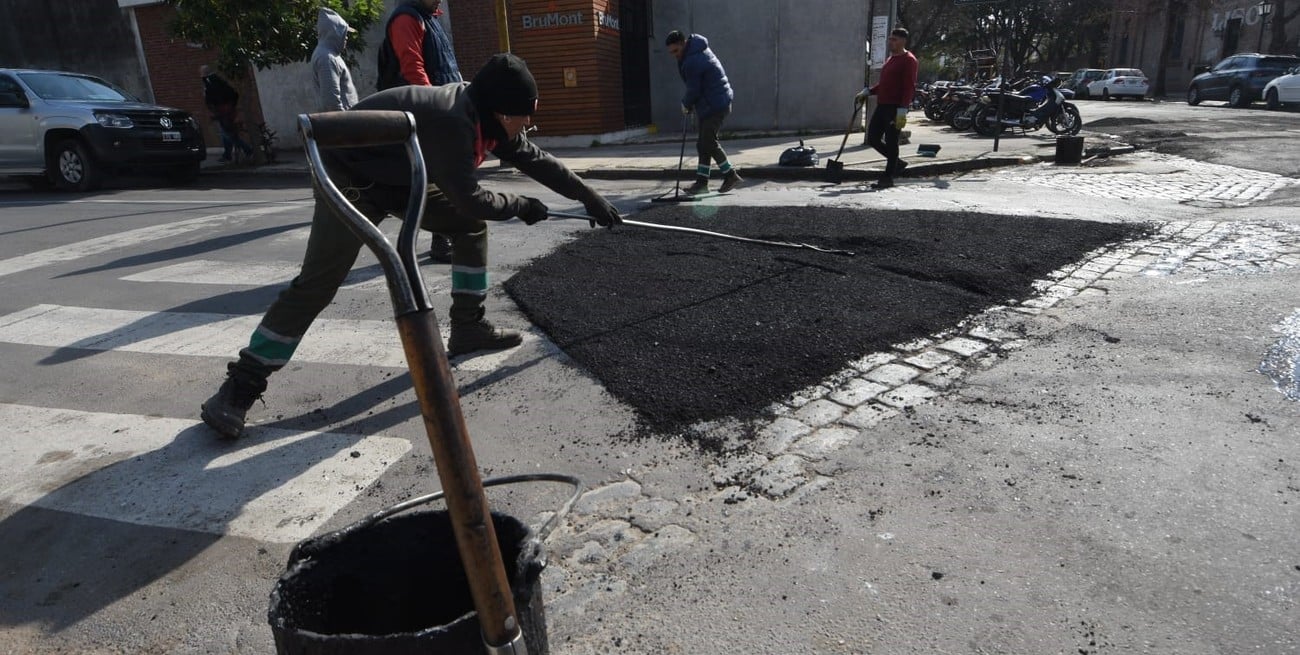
[235,182,385,379]
[240,324,300,369]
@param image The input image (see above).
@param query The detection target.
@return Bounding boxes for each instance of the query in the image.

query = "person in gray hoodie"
[311,8,360,111]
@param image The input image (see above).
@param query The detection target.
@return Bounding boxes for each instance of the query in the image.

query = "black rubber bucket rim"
[267,474,580,653]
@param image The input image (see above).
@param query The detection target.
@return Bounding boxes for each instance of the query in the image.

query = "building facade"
[1109,0,1300,95]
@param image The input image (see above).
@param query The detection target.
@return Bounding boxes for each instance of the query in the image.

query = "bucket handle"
[361,473,583,544]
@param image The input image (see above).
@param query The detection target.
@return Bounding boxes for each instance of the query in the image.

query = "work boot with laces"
[448,313,522,357]
[683,177,709,196]
[200,363,267,439]
[719,169,743,193]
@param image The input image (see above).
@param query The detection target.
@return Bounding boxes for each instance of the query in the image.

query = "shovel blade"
[825,159,845,183]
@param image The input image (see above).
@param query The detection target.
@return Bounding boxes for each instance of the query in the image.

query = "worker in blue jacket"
[666,31,742,195]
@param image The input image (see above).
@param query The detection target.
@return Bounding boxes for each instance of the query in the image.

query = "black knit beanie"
[470,53,539,116]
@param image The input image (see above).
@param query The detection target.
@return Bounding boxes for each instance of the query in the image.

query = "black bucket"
[268,510,547,655]
[1055,136,1085,165]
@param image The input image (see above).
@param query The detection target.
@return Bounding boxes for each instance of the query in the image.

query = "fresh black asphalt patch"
[505,206,1144,439]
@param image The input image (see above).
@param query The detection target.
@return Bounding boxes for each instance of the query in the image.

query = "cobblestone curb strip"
[703,217,1300,501]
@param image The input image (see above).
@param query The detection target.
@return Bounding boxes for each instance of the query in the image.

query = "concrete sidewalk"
[200,118,1104,183]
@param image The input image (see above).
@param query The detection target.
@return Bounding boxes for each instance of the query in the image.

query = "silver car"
[0,68,205,191]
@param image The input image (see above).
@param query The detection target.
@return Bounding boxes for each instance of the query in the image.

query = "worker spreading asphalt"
[505,205,1144,440]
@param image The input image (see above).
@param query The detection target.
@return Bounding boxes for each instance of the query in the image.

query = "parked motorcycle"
[972,76,1082,137]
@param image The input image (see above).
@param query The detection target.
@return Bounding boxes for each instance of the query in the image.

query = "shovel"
[298,110,529,654]
[826,101,862,184]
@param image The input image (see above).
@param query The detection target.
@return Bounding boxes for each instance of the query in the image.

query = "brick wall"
[132,4,265,148]
[508,0,626,136]
[449,2,503,75]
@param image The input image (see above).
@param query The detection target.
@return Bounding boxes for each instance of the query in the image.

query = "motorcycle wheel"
[952,106,976,131]
[1047,104,1082,136]
[972,106,1004,137]
[924,101,942,121]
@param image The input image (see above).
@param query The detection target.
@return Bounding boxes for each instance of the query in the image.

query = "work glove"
[582,193,623,229]
[681,104,693,116]
[518,197,549,225]
[854,86,872,104]
[894,108,909,131]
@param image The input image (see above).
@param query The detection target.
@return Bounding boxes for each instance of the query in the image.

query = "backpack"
[779,140,818,167]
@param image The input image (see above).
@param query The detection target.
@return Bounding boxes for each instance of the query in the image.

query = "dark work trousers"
[694,105,733,180]
[232,165,488,380]
[866,103,902,177]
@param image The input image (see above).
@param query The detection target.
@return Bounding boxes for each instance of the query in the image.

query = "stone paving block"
[709,453,770,487]
[967,325,1018,342]
[839,402,900,429]
[757,417,813,454]
[864,363,922,386]
[903,350,954,371]
[919,364,967,389]
[749,454,809,499]
[878,383,941,409]
[568,540,609,565]
[579,519,640,549]
[893,338,934,352]
[1056,276,1091,290]
[789,427,860,460]
[936,337,990,358]
[573,480,643,515]
[1112,264,1144,274]
[1020,296,1061,309]
[786,384,830,408]
[793,399,848,427]
[617,524,696,573]
[829,378,890,406]
[628,498,681,533]
[1013,306,1043,315]
[849,352,896,373]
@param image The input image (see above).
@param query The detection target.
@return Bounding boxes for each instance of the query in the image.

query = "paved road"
[1,102,1298,653]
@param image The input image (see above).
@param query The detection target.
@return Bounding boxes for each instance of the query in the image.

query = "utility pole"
[495,0,511,52]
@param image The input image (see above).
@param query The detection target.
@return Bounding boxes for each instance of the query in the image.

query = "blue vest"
[378,3,462,91]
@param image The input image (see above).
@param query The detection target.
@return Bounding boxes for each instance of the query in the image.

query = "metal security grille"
[619,0,652,127]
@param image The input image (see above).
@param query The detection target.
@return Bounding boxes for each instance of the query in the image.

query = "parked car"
[1087,68,1149,100]
[1062,68,1106,99]
[0,68,205,191]
[1263,65,1300,109]
[1187,53,1300,107]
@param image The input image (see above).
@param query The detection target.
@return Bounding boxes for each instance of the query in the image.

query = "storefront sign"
[520,10,620,31]
[1211,4,1266,31]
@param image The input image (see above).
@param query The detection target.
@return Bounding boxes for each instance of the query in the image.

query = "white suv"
[0,68,205,191]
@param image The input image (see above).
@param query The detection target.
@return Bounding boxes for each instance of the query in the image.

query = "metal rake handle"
[548,210,855,257]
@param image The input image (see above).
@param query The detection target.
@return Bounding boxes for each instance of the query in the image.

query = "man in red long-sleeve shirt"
[378,0,463,261]
[855,28,918,189]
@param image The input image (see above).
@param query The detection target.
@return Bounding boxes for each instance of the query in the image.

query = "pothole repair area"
[505,206,1144,439]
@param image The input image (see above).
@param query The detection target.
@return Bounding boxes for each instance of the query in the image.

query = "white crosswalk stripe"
[119,258,450,293]
[0,204,306,279]
[0,403,411,543]
[0,198,536,549]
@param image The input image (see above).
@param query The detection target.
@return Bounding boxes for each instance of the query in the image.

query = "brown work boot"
[719,169,743,193]
[448,317,523,357]
[200,364,267,439]
[683,177,709,195]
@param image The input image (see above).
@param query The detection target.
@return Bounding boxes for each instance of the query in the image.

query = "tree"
[167,0,383,78]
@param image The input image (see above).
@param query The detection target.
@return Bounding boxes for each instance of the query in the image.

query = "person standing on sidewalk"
[200,66,254,164]
[855,28,917,189]
[200,54,623,439]
[666,30,742,195]
[311,8,360,111]
[377,0,463,261]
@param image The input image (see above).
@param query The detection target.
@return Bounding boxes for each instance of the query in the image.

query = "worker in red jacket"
[378,0,463,262]
[855,28,918,189]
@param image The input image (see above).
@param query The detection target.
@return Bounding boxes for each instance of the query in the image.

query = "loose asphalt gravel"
[505,206,1146,439]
